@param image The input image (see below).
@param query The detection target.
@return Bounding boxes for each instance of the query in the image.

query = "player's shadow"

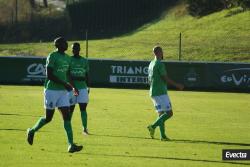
[91,134,250,147]
[0,128,50,133]
[79,152,250,166]
[0,128,26,131]
[0,113,39,132]
[0,112,39,117]
[171,139,250,147]
[90,133,150,140]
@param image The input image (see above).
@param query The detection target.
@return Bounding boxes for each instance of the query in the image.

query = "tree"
[29,0,48,8]
[29,0,36,8]
[186,0,226,16]
[238,0,250,9]
[43,0,48,8]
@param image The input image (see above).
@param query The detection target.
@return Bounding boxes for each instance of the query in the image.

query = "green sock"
[31,117,47,132]
[152,113,168,129]
[159,122,167,139]
[69,111,73,121]
[63,120,73,145]
[81,110,87,129]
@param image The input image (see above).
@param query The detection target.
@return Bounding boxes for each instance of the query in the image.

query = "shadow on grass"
[171,139,250,147]
[0,128,50,133]
[0,112,39,117]
[0,128,26,131]
[91,134,250,146]
[91,133,150,140]
[80,152,250,166]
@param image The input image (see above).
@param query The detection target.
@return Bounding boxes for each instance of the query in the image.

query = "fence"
[0,56,249,92]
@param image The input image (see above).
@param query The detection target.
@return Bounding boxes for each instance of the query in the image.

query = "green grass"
[0,3,250,62]
[0,85,250,167]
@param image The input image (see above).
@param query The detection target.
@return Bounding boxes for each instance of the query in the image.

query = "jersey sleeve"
[158,62,167,76]
[46,53,55,68]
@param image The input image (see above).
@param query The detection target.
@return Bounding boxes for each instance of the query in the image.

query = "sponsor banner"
[0,57,249,92]
[207,63,250,90]
[88,59,149,88]
[23,63,46,82]
[109,64,149,84]
[166,62,206,89]
[0,56,46,84]
[109,75,148,84]
[220,68,250,88]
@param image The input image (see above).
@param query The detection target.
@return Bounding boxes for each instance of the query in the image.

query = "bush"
[186,0,250,16]
[186,0,226,16]
[238,0,250,9]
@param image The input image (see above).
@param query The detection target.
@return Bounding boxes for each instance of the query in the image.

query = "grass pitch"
[0,85,250,167]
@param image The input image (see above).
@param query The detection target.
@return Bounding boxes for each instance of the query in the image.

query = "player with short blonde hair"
[147,46,184,141]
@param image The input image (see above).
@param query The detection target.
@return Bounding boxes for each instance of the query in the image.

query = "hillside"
[0,3,249,62]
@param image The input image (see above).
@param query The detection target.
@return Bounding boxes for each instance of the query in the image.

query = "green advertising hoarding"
[206,63,250,91]
[166,62,207,90]
[166,62,250,91]
[0,56,46,85]
[0,56,249,92]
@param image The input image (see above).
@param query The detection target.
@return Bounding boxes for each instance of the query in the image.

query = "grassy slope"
[0,86,250,167]
[0,3,249,62]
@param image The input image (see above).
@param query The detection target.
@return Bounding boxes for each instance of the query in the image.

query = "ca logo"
[27,63,46,76]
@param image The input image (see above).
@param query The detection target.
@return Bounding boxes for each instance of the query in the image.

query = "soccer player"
[26,37,83,153]
[69,42,90,135]
[147,46,184,141]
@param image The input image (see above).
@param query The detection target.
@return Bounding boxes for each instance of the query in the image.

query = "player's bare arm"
[86,73,90,94]
[161,75,184,90]
[68,70,79,96]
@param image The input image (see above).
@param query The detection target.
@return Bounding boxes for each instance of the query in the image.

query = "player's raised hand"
[176,83,184,91]
[73,88,79,96]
